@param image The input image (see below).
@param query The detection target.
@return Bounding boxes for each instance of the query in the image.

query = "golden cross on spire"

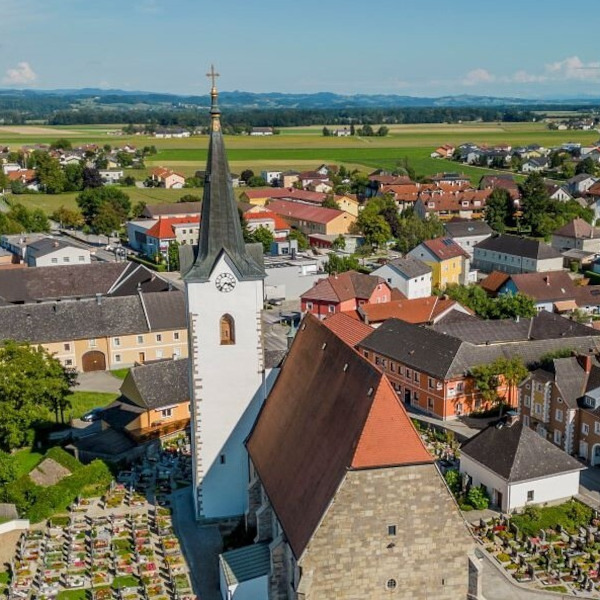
[206,65,220,90]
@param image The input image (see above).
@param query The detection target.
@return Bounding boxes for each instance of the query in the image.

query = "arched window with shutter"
[220,314,235,345]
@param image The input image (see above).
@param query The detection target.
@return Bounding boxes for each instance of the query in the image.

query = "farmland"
[1,121,598,214]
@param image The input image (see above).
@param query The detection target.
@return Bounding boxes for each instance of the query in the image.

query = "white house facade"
[371,258,432,299]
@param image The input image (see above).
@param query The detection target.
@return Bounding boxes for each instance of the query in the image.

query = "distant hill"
[0,88,599,109]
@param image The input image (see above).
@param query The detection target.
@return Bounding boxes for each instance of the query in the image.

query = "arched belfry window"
[220,314,235,345]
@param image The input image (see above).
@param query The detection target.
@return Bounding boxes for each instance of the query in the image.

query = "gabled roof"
[420,237,469,261]
[26,238,75,258]
[475,234,562,260]
[141,202,202,218]
[322,311,373,347]
[553,357,591,409]
[242,187,327,203]
[384,256,431,279]
[120,358,189,410]
[508,271,577,302]
[444,220,493,239]
[220,543,270,587]
[146,216,199,240]
[183,84,264,283]
[359,296,464,325]
[553,218,600,240]
[246,315,432,559]
[244,210,290,231]
[301,271,385,304]
[480,271,510,294]
[461,420,583,483]
[267,199,345,225]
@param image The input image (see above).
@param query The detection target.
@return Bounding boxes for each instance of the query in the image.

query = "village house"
[149,167,186,189]
[241,315,475,600]
[6,169,38,191]
[250,127,273,136]
[280,170,299,188]
[140,202,202,220]
[301,270,392,319]
[473,234,564,274]
[459,415,584,512]
[546,183,573,202]
[357,312,600,420]
[127,217,200,258]
[266,199,356,236]
[430,144,456,158]
[479,174,521,200]
[24,238,91,267]
[444,219,493,259]
[260,170,282,185]
[567,174,598,197]
[240,187,327,207]
[73,358,191,463]
[407,237,469,289]
[521,157,550,173]
[414,190,490,221]
[98,169,124,184]
[371,256,432,299]
[0,289,187,371]
[552,218,600,253]
[241,208,290,240]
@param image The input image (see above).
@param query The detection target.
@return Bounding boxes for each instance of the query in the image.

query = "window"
[156,349,163,358]
[456,382,464,392]
[156,334,162,342]
[523,414,530,427]
[64,343,71,352]
[220,454,226,465]
[428,377,435,389]
[137,335,144,344]
[114,354,122,363]
[89,338,97,348]
[583,423,590,435]
[428,397,434,410]
[64,359,73,367]
[534,404,541,415]
[173,332,180,341]
[554,430,562,445]
[405,368,411,379]
[413,372,419,382]
[160,408,173,419]
[173,348,181,357]
[220,314,235,345]
[527,490,534,502]
[595,421,600,435]
[78,255,85,262]
[306,302,313,310]
[363,351,369,359]
[328,305,335,313]
[555,409,563,422]
[386,579,397,591]
[113,338,121,347]
[387,525,396,536]
[63,256,70,263]
[51,257,58,264]
[523,395,531,408]
[390,362,395,373]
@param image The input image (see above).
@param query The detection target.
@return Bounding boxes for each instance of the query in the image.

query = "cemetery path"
[171,486,222,600]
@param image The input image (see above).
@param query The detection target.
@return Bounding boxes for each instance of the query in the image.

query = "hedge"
[45,447,84,473]
[127,255,166,272]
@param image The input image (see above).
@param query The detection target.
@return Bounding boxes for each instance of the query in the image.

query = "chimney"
[505,410,519,427]
[544,275,550,286]
[53,241,59,248]
[577,354,593,374]
[96,293,102,306]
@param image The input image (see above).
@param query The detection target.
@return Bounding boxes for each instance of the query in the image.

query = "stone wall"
[296,463,474,600]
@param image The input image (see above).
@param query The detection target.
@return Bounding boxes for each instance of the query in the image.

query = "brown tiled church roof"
[246,314,432,559]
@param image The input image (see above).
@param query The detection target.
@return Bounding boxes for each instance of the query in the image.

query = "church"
[182,72,478,599]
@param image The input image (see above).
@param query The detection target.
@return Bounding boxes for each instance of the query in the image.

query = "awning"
[554,300,578,313]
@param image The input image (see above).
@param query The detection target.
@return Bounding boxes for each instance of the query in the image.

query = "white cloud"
[511,70,547,84]
[462,68,495,86]
[545,56,600,81]
[2,62,37,85]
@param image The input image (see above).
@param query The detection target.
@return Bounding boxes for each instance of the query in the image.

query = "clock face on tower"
[215,272,236,293]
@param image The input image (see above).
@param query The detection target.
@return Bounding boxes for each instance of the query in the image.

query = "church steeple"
[183,66,264,282]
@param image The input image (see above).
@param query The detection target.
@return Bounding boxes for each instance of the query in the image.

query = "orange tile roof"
[150,166,185,180]
[422,237,469,260]
[322,312,374,347]
[145,216,199,239]
[7,169,36,182]
[267,199,345,224]
[351,378,432,469]
[302,271,386,303]
[480,271,511,294]
[359,296,462,324]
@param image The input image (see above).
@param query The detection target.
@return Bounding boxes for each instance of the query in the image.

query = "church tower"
[183,67,266,520]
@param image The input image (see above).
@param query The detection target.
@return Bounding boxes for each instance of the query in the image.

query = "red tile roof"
[150,166,185,180]
[480,271,511,294]
[359,296,465,325]
[422,237,469,260]
[244,210,290,231]
[7,169,36,182]
[302,271,386,303]
[246,315,432,558]
[145,216,198,239]
[267,199,345,225]
[322,312,374,347]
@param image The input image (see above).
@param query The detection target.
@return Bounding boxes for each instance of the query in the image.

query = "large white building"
[182,79,269,520]
[371,257,432,299]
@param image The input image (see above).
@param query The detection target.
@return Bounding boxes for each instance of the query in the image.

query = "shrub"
[45,447,83,473]
[496,553,511,563]
[444,469,461,496]
[467,485,490,510]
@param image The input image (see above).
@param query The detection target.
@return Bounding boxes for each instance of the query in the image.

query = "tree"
[498,357,528,406]
[82,167,103,189]
[467,486,490,510]
[240,169,254,184]
[0,171,9,192]
[576,157,598,176]
[322,194,340,210]
[332,235,346,250]
[322,126,331,137]
[183,176,203,188]
[50,138,72,150]
[289,228,309,250]
[131,201,147,219]
[484,188,511,233]
[64,163,84,192]
[0,341,76,449]
[178,194,202,203]
[376,125,389,137]
[76,186,131,227]
[325,254,360,274]
[121,175,136,186]
[247,176,267,187]
[7,204,49,233]
[358,124,374,136]
[92,202,122,237]
[167,240,180,271]
[0,451,17,486]
[444,469,461,495]
[51,206,84,229]
[251,226,274,253]
[520,173,550,235]
[34,152,66,194]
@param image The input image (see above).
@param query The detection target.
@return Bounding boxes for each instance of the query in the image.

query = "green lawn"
[511,500,592,537]
[38,391,118,425]
[12,448,44,477]
[112,575,140,590]
[110,368,130,380]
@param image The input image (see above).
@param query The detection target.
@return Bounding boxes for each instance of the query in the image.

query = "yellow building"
[0,291,188,372]
[267,199,356,236]
[408,237,469,289]
[335,194,360,217]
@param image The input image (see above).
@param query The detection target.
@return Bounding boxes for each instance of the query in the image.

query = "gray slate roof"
[0,262,171,304]
[553,357,589,409]
[220,543,270,586]
[359,316,600,380]
[386,256,431,279]
[120,358,189,410]
[444,220,493,239]
[0,290,186,344]
[475,234,562,260]
[26,238,75,259]
[461,421,584,483]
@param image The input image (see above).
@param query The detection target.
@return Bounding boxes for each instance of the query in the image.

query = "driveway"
[75,371,123,394]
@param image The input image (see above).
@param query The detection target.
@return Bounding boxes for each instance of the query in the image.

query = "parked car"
[81,407,104,422]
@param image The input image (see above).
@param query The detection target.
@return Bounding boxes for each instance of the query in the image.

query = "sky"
[1,0,600,98]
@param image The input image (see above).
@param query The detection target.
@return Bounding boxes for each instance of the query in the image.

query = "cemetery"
[473,501,600,596]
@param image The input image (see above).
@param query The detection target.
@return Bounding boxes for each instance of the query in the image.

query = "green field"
[2,121,598,214]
